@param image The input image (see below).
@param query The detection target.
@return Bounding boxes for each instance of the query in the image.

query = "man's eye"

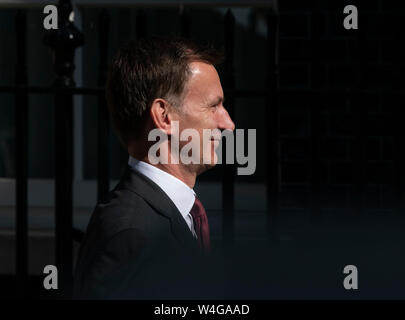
[211,104,219,111]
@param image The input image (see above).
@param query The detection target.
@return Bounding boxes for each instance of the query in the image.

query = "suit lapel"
[119,165,199,251]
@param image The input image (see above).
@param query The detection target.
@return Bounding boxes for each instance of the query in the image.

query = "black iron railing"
[14,9,28,299]
[0,0,279,297]
[3,0,403,299]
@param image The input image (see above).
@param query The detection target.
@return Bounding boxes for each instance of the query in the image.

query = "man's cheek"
[201,139,216,165]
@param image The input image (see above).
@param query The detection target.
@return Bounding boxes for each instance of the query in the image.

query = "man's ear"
[149,98,174,135]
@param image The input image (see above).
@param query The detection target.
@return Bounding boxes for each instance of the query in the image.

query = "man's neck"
[138,155,197,189]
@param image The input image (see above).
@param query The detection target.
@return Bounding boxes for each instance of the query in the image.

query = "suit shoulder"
[85,186,168,242]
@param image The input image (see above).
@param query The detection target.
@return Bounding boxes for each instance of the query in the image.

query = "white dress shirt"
[128,156,197,238]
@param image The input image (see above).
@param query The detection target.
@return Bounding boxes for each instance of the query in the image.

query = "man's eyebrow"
[210,96,225,106]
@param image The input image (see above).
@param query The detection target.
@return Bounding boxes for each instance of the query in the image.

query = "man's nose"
[217,105,235,131]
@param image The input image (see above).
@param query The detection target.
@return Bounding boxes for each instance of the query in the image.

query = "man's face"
[172,61,235,174]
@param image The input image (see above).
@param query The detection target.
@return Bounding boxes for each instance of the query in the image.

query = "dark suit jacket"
[73,165,219,300]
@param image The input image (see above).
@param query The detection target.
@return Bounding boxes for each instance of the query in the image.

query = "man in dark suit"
[73,37,235,299]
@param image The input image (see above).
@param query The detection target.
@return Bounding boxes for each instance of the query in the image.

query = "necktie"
[190,197,210,253]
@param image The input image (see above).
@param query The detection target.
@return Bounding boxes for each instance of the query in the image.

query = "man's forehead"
[186,61,223,96]
[188,61,213,76]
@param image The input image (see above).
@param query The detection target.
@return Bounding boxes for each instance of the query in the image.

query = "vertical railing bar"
[248,8,257,35]
[392,17,404,218]
[135,8,147,40]
[222,9,236,247]
[393,92,403,217]
[351,13,367,218]
[352,97,366,218]
[179,4,191,38]
[15,9,28,299]
[266,7,280,245]
[44,0,84,297]
[97,9,110,202]
[309,3,322,223]
[72,4,84,184]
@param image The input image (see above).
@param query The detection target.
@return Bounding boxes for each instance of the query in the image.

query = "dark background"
[0,0,404,299]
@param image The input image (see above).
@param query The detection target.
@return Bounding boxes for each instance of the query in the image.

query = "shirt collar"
[128,156,196,220]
